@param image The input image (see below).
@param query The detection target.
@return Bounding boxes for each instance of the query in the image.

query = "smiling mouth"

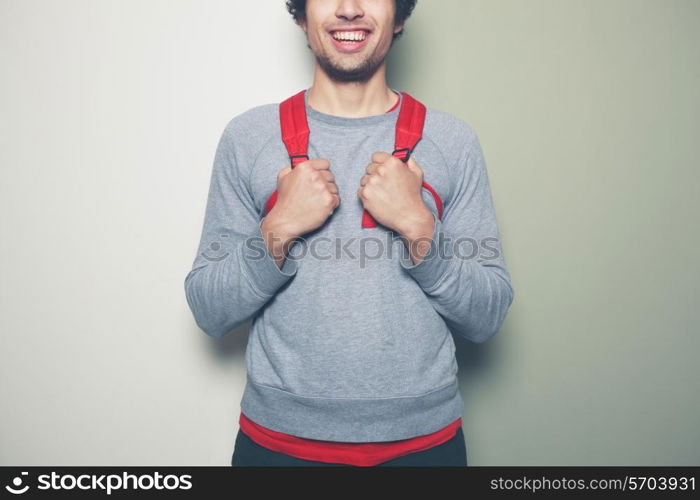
[328,30,371,51]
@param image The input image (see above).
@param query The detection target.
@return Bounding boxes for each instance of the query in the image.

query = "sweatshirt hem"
[239,375,465,442]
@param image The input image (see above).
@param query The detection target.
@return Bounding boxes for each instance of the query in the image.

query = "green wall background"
[387,0,699,464]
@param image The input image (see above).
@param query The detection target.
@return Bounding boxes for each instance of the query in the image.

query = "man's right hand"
[266,158,340,240]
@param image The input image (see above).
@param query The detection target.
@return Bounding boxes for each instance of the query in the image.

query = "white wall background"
[1,0,698,466]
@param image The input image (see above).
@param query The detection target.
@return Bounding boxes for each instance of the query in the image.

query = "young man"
[184,0,514,466]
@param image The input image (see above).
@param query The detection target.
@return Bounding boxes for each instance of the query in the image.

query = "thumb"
[406,156,422,177]
[277,165,292,181]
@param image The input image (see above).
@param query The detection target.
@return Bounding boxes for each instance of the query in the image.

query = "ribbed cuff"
[399,211,453,291]
[239,217,298,296]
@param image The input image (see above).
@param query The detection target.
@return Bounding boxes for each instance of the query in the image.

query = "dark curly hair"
[285,0,417,41]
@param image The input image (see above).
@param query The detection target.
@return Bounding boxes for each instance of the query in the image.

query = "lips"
[329,27,372,35]
[328,30,371,53]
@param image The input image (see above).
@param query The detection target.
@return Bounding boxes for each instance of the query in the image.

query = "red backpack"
[263,89,443,228]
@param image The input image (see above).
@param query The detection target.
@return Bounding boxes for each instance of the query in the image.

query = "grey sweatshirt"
[184,88,514,442]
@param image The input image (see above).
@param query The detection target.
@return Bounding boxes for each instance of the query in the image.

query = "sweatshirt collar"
[303,87,402,128]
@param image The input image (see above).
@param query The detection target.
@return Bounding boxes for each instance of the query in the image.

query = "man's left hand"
[357,151,433,237]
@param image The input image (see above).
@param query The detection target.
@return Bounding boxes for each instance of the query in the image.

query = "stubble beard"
[308,38,392,84]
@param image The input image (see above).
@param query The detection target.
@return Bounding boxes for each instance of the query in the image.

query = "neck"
[307,65,398,118]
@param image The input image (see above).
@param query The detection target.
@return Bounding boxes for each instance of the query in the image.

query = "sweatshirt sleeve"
[399,130,514,343]
[184,121,298,339]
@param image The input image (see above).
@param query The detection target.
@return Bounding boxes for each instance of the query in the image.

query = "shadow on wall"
[207,321,251,361]
[454,328,504,380]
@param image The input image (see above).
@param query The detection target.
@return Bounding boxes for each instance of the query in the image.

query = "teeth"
[332,31,366,42]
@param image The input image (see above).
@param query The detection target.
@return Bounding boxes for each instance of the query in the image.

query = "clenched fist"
[266,158,340,240]
[357,151,432,236]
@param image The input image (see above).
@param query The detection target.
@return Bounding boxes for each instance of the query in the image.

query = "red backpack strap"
[392,91,426,163]
[263,90,310,216]
[280,89,311,168]
[361,91,443,228]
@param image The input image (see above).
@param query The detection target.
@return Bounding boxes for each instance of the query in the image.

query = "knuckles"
[367,175,381,186]
[371,151,386,163]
